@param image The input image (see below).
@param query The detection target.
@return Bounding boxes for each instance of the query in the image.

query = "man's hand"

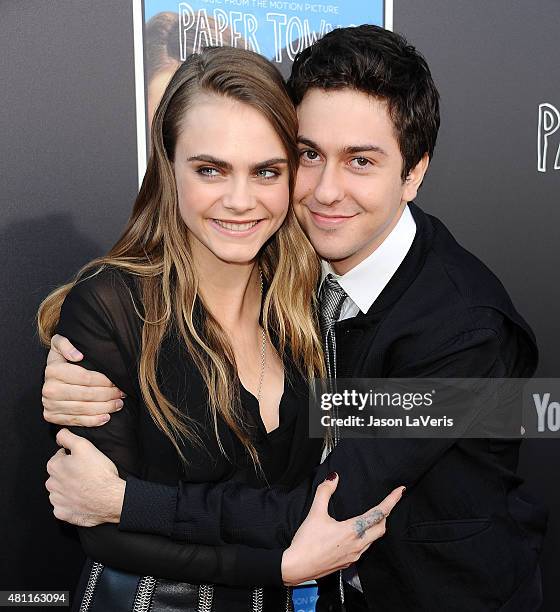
[42,334,125,427]
[281,474,404,586]
[45,428,125,526]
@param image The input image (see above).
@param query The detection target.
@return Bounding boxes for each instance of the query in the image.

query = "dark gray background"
[1,0,558,609]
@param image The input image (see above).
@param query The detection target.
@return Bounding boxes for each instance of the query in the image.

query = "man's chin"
[312,245,355,265]
[296,219,357,264]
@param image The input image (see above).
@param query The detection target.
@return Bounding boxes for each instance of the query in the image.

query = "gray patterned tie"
[319,274,349,605]
[318,274,348,379]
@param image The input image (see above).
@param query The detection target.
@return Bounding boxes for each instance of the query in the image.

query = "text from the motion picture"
[178,1,352,62]
[538,102,560,172]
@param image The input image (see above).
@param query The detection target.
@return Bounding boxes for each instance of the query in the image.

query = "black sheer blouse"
[55,266,323,590]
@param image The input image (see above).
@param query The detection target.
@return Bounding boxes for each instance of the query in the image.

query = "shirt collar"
[320,204,417,314]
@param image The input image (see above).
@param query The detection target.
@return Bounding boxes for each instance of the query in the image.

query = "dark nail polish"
[325,471,338,481]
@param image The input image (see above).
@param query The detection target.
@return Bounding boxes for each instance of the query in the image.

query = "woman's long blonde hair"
[37,47,324,464]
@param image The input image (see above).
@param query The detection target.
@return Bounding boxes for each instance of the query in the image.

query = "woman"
[39,46,399,611]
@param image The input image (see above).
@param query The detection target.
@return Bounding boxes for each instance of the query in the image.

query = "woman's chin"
[210,246,262,266]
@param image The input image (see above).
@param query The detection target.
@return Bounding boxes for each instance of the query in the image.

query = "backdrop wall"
[2,1,558,609]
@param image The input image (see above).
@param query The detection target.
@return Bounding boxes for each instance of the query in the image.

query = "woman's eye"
[256,169,279,179]
[197,167,220,177]
[350,157,371,169]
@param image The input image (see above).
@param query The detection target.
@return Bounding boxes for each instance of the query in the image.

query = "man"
[43,25,545,610]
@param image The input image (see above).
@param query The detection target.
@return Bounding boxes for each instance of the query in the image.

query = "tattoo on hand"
[354,509,385,539]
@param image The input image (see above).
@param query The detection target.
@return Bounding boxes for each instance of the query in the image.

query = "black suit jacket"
[120,203,547,611]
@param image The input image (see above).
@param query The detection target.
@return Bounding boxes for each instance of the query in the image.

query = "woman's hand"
[42,334,125,427]
[281,474,404,586]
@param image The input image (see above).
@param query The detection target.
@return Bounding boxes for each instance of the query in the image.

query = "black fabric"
[314,579,369,612]
[120,204,546,611]
[119,477,177,537]
[342,583,369,612]
[55,266,322,604]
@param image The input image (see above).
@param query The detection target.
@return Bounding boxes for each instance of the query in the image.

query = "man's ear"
[402,153,430,202]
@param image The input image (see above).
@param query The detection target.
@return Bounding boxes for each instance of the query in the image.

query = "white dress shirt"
[319,204,417,321]
[318,204,416,592]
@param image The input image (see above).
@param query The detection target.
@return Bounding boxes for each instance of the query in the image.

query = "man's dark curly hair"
[287,25,440,180]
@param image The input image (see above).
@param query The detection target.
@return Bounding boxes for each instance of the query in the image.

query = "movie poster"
[133,0,390,180]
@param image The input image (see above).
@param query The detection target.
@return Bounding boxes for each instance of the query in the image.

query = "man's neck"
[329,203,408,276]
[329,202,408,276]
[320,204,417,316]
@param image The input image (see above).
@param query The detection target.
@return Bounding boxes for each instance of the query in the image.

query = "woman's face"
[173,94,290,267]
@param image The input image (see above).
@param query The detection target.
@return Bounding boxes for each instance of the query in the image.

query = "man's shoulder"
[385,205,535,352]
[412,206,520,323]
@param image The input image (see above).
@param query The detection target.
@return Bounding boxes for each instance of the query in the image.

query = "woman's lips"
[210,219,263,236]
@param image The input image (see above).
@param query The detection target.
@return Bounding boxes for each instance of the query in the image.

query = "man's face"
[293,88,427,275]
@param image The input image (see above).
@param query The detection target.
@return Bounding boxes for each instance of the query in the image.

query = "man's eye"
[300,150,320,162]
[350,157,372,168]
[197,167,220,177]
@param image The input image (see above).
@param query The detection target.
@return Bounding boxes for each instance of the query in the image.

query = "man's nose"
[313,164,345,206]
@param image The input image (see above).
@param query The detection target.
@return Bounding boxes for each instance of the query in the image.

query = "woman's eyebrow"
[187,155,288,172]
[252,158,289,171]
[187,154,232,170]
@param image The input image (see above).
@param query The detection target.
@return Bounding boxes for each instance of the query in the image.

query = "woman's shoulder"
[63,264,144,328]
[73,264,139,298]
[56,265,144,395]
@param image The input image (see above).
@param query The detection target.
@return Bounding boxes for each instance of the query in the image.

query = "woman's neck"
[193,246,261,331]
